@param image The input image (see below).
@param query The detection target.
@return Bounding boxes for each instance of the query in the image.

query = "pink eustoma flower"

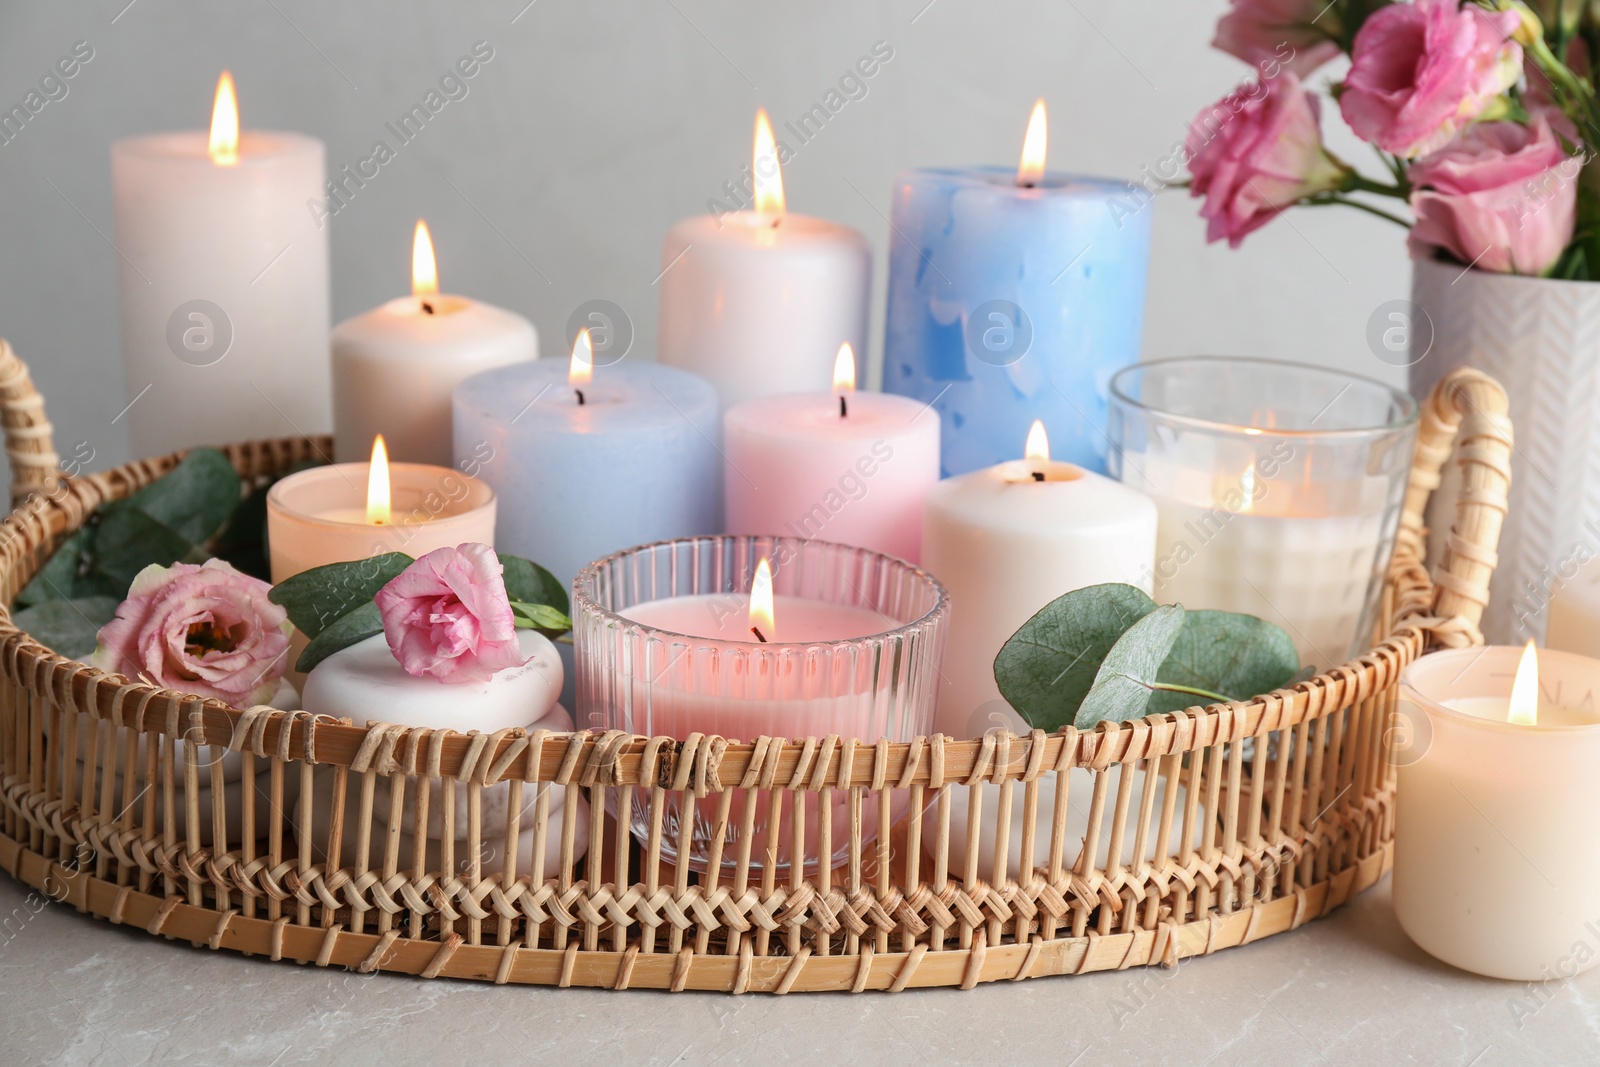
[374,543,528,684]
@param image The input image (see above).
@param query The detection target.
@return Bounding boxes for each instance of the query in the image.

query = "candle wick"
[1031,470,1045,482]
[421,301,435,315]
[575,389,586,406]
[1018,180,1036,190]
[750,626,768,643]
[839,395,847,418]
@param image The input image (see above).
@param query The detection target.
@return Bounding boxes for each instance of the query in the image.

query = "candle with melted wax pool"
[883,101,1152,477]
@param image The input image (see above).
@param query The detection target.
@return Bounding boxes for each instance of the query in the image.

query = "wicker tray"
[0,340,1512,993]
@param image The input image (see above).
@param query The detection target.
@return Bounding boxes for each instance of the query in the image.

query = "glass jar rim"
[1400,646,1600,735]
[1108,356,1419,440]
[572,534,951,649]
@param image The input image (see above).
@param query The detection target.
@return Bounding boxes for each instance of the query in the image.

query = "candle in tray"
[331,220,536,466]
[724,343,939,562]
[575,535,948,871]
[882,100,1152,477]
[657,109,871,414]
[1394,643,1600,981]
[923,421,1156,737]
[112,71,330,456]
[452,330,720,592]
[1109,357,1418,671]
[265,435,496,582]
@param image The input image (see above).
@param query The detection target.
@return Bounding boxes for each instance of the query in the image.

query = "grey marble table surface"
[0,872,1588,1066]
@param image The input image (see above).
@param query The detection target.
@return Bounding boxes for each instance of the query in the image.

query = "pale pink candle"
[724,343,939,562]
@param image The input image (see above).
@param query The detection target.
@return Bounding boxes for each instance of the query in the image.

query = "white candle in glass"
[922,421,1157,737]
[331,220,536,466]
[112,71,330,455]
[657,109,871,414]
[1394,643,1600,981]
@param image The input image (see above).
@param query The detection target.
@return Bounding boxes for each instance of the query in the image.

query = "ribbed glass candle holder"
[574,535,948,872]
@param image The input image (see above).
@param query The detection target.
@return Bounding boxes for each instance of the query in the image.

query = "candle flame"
[833,343,856,394]
[209,71,240,166]
[412,219,439,298]
[1509,639,1540,726]
[1017,98,1047,186]
[569,328,594,387]
[1024,419,1050,464]
[748,558,776,641]
[752,109,785,216]
[366,435,391,525]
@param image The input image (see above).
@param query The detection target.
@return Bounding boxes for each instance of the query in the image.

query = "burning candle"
[922,421,1157,737]
[1394,642,1600,980]
[264,435,496,582]
[575,535,948,870]
[112,71,331,455]
[723,343,940,562]
[657,110,872,415]
[882,100,1153,477]
[331,220,536,466]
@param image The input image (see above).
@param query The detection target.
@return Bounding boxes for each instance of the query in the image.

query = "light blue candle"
[453,358,720,593]
[882,165,1152,477]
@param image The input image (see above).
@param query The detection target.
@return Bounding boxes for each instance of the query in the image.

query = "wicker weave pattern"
[0,343,1512,992]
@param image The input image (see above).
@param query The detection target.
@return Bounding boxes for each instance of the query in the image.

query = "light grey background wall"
[0,0,1409,476]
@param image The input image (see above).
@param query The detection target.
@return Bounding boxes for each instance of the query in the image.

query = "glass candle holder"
[1108,357,1418,671]
[1394,646,1600,981]
[574,535,948,872]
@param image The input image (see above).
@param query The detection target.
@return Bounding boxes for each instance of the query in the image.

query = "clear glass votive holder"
[1394,646,1600,981]
[574,535,949,872]
[1108,356,1418,671]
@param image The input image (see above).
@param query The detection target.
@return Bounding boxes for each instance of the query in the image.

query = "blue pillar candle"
[452,350,720,591]
[883,109,1152,476]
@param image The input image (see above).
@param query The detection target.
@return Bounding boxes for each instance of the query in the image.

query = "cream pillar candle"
[657,110,871,414]
[112,72,330,455]
[922,422,1157,737]
[264,437,495,583]
[1394,643,1600,981]
[331,220,536,466]
[723,343,939,562]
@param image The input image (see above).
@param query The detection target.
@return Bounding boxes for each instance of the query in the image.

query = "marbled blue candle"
[882,166,1152,476]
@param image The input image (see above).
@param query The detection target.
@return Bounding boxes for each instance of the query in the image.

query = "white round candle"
[111,73,330,456]
[723,346,939,562]
[1395,645,1600,980]
[657,111,870,414]
[923,426,1157,737]
[332,221,536,466]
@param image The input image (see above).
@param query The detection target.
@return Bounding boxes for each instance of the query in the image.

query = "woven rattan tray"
[0,340,1512,993]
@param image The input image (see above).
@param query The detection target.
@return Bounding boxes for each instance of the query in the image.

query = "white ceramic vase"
[1410,254,1600,643]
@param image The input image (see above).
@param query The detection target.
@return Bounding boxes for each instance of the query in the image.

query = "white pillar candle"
[1394,643,1600,981]
[723,343,939,562]
[923,422,1156,737]
[331,220,536,466]
[112,72,330,456]
[300,630,586,877]
[657,110,870,414]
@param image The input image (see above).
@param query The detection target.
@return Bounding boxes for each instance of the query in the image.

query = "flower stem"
[1148,682,1235,705]
[1342,171,1411,200]
[1302,194,1414,229]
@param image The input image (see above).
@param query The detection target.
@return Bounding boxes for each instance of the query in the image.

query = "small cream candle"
[922,421,1157,737]
[332,220,536,466]
[1394,643,1600,980]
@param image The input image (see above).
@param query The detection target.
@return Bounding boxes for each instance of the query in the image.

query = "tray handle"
[1396,367,1513,645]
[0,339,61,511]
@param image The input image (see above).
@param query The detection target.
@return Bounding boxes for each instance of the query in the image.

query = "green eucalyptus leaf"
[15,527,96,606]
[500,555,569,615]
[510,600,573,635]
[120,448,241,546]
[1076,605,1187,729]
[91,508,202,591]
[211,479,273,581]
[993,584,1158,731]
[1146,610,1301,715]
[13,596,121,660]
[297,601,384,674]
[269,553,413,639]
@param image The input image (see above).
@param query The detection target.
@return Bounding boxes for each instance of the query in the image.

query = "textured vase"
[1411,254,1600,643]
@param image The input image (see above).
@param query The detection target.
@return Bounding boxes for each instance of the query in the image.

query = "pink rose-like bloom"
[1187,74,1347,247]
[1340,0,1522,159]
[1214,0,1343,77]
[374,543,528,684]
[92,559,291,707]
[1409,114,1579,275]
